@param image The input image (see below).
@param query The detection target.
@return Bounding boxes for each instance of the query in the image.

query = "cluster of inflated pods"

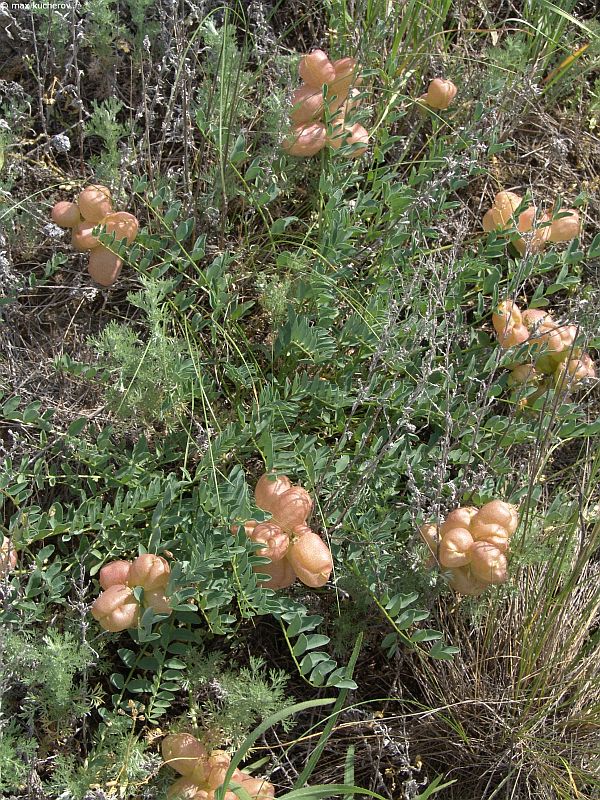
[282,49,458,159]
[282,49,368,157]
[482,190,581,256]
[234,472,334,589]
[493,298,596,406]
[91,554,171,631]
[51,185,139,286]
[420,500,518,596]
[161,733,274,800]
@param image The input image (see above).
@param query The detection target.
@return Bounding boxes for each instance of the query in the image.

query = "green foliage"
[1,629,96,726]
[3,0,600,796]
[86,279,200,429]
[184,653,292,748]
[83,0,126,59]
[84,97,130,184]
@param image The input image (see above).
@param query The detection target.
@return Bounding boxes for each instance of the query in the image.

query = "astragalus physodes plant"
[282,49,369,157]
[235,472,333,589]
[51,185,139,286]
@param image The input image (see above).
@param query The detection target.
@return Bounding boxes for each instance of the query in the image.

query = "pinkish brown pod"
[469,542,508,585]
[521,308,550,332]
[248,521,290,561]
[144,589,171,614]
[438,527,475,569]
[77,185,113,223]
[492,299,522,338]
[270,486,313,530]
[72,221,101,252]
[439,507,478,535]
[549,208,580,242]
[497,323,530,350]
[507,364,539,389]
[421,78,457,110]
[282,123,328,157]
[290,85,325,127]
[51,200,81,228]
[493,191,522,226]
[91,584,140,632]
[256,556,297,590]
[448,565,488,596]
[0,536,17,574]
[286,529,333,587]
[162,733,208,777]
[329,122,369,157]
[472,500,518,536]
[554,353,596,388]
[128,553,170,591]
[328,58,360,111]
[167,778,207,800]
[99,559,132,590]
[237,776,276,800]
[87,245,123,287]
[255,473,293,511]
[102,211,139,245]
[198,750,231,790]
[299,49,336,87]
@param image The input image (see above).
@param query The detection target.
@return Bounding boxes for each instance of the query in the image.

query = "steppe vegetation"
[1,1,599,798]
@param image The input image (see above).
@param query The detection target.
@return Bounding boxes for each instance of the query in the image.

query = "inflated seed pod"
[286,529,333,587]
[555,354,596,387]
[448,565,488,596]
[248,521,289,561]
[469,542,508,584]
[290,85,325,127]
[497,323,530,350]
[167,778,207,800]
[439,507,478,535]
[128,553,170,591]
[340,123,369,157]
[507,364,539,388]
[72,221,101,252]
[270,486,313,530]
[493,191,522,226]
[91,584,140,632]
[102,211,139,245]
[99,559,132,590]
[419,522,440,552]
[162,733,208,777]
[254,473,293,512]
[492,299,522,338]
[482,207,504,232]
[237,775,276,800]
[282,123,327,157]
[144,589,171,615]
[0,536,17,574]
[195,750,231,790]
[78,185,112,223]
[51,200,81,228]
[298,49,336,87]
[549,208,580,242]
[438,527,474,568]
[339,87,362,117]
[522,308,550,332]
[255,556,297,589]
[513,212,551,255]
[328,58,360,110]
[87,245,123,287]
[472,500,518,535]
[422,78,457,110]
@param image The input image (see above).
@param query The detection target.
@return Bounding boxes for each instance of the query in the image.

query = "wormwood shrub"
[84,98,131,186]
